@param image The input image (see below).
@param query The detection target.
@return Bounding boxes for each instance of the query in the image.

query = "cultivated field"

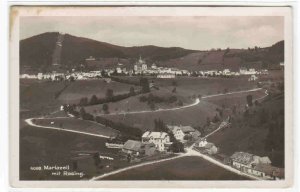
[20,126,119,180]
[33,117,119,137]
[20,79,68,118]
[103,100,218,131]
[118,76,258,96]
[203,88,267,109]
[58,79,139,104]
[102,156,248,180]
[84,89,193,115]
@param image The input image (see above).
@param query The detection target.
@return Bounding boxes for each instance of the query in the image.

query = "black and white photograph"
[7,5,294,188]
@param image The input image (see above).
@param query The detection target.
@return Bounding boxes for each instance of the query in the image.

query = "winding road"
[100,87,264,116]
[24,87,268,180]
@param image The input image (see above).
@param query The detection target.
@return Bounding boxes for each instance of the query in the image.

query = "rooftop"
[231,152,254,165]
[142,131,168,139]
[123,140,143,152]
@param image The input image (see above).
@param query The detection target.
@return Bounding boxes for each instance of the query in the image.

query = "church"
[134,56,147,74]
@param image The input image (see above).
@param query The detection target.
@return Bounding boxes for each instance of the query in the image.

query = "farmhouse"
[167,125,185,141]
[122,140,144,156]
[230,152,255,172]
[142,131,171,151]
[167,125,201,141]
[247,163,284,180]
[195,138,218,155]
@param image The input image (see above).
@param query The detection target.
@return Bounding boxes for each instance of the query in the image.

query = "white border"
[1,1,298,191]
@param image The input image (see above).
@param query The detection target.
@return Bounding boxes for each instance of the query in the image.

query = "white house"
[248,74,258,81]
[116,67,122,74]
[196,138,218,155]
[157,73,176,79]
[167,125,185,141]
[142,131,171,151]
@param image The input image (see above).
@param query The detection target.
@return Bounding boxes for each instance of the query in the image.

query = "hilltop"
[20,32,284,73]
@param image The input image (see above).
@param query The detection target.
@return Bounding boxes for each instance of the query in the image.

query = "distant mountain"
[20,33,196,73]
[20,32,58,73]
[20,32,284,73]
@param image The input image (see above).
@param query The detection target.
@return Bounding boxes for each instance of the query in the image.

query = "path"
[90,119,260,181]
[205,122,229,138]
[24,87,268,180]
[90,154,186,180]
[25,118,110,139]
[101,88,264,116]
[185,148,261,180]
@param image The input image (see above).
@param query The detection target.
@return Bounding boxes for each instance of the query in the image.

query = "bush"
[169,141,184,153]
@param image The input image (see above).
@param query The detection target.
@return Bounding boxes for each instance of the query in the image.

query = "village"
[20,53,285,180]
[19,28,285,181]
[55,112,283,180]
[20,55,270,82]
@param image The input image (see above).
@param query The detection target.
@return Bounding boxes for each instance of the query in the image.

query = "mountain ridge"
[20,32,284,73]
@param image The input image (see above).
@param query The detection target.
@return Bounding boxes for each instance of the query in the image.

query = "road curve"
[25,118,110,139]
[101,88,264,116]
[90,154,186,180]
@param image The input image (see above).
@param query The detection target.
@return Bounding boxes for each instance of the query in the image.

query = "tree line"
[65,105,142,140]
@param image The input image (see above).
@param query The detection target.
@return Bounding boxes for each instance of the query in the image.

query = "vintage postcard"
[9,5,293,188]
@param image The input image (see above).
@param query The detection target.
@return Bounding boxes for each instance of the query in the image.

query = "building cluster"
[194,138,219,155]
[166,125,201,142]
[196,68,267,78]
[20,56,270,80]
[119,131,173,158]
[229,152,284,180]
[132,56,188,78]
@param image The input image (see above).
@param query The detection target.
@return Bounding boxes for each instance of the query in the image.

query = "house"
[230,152,255,172]
[116,67,122,74]
[181,125,201,139]
[195,138,218,155]
[167,125,201,141]
[230,152,280,179]
[167,125,185,141]
[151,63,157,69]
[122,140,144,156]
[142,131,171,151]
[253,163,284,180]
[248,74,258,81]
[157,73,176,79]
[253,156,272,165]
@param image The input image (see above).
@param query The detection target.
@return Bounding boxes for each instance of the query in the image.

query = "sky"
[20,16,284,50]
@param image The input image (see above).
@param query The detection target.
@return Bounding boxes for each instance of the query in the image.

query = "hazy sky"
[20,16,284,50]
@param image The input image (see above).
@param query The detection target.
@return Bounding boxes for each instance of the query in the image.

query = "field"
[57,79,139,104]
[102,156,248,180]
[20,79,68,118]
[203,89,267,110]
[33,117,119,137]
[117,76,259,97]
[103,100,218,131]
[84,89,193,115]
[20,126,121,180]
[208,95,285,168]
